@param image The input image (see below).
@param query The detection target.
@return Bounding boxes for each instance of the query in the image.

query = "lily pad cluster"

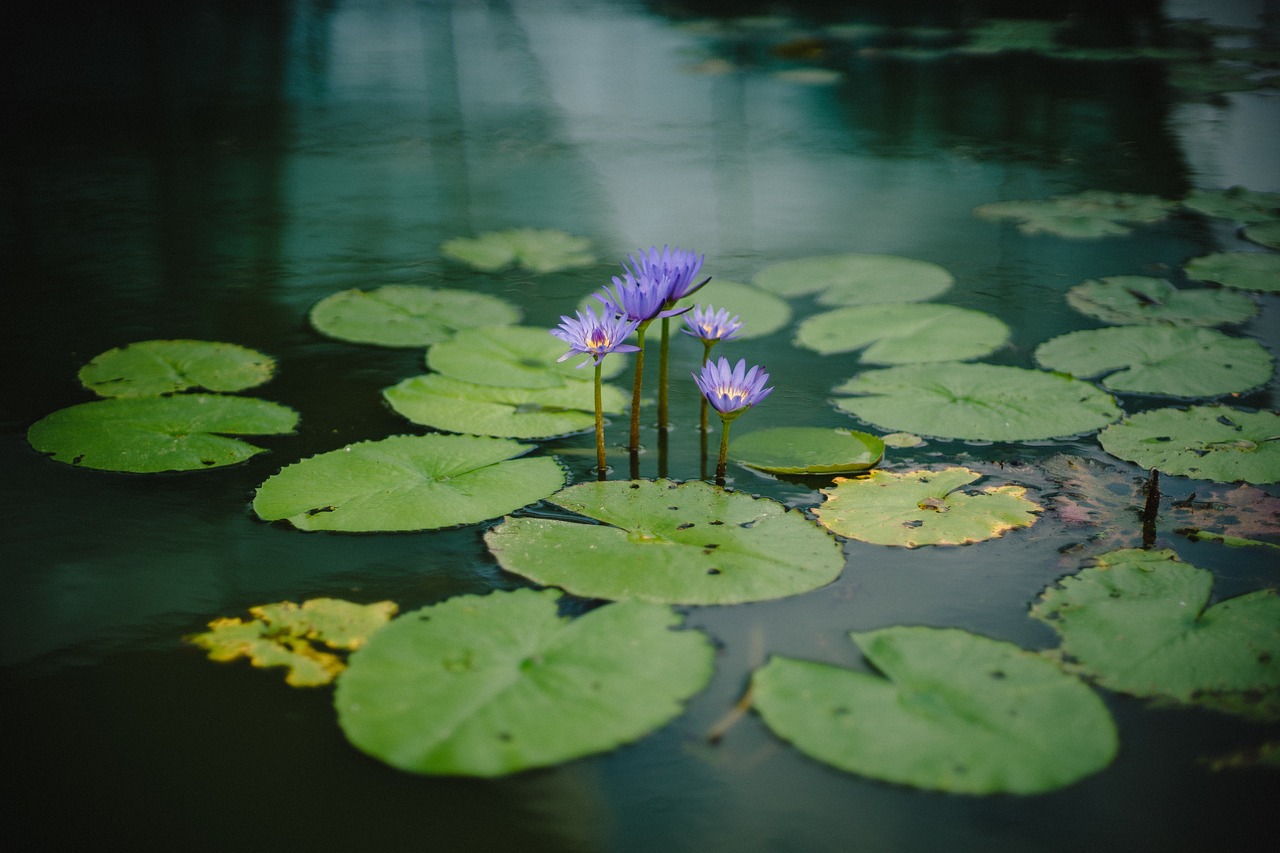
[28,340,298,473]
[441,228,596,273]
[974,190,1176,239]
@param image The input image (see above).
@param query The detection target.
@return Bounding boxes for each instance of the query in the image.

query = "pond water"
[3,0,1278,850]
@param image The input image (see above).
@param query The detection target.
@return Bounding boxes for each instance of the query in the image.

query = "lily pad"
[832,362,1121,442]
[252,434,565,532]
[188,598,398,687]
[730,426,884,475]
[1184,252,1280,293]
[795,303,1009,363]
[752,253,954,305]
[334,588,714,776]
[484,479,844,605]
[1031,548,1280,705]
[974,191,1175,238]
[441,228,596,274]
[1181,186,1280,223]
[1034,326,1273,397]
[309,285,521,348]
[1243,221,1280,250]
[815,467,1040,547]
[27,394,298,473]
[673,279,791,340]
[78,339,276,398]
[1098,405,1280,484]
[1064,276,1258,327]
[384,373,629,440]
[427,325,627,389]
[751,626,1118,795]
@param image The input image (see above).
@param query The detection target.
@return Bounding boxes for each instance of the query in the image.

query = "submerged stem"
[658,317,671,431]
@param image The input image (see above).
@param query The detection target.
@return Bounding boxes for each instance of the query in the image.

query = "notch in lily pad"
[751,626,1118,794]
[334,588,714,776]
[187,598,398,687]
[729,426,884,475]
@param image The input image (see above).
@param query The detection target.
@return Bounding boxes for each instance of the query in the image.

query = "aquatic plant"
[693,356,774,485]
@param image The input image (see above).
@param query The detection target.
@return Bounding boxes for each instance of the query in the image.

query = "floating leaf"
[428,325,627,389]
[730,426,884,475]
[959,18,1062,54]
[308,285,521,348]
[673,279,791,340]
[441,229,595,273]
[1178,529,1280,550]
[334,588,714,776]
[974,191,1175,238]
[752,253,953,305]
[1201,740,1280,771]
[832,362,1121,441]
[1243,221,1280,250]
[485,479,844,605]
[882,432,924,448]
[1184,251,1280,293]
[384,373,628,440]
[1098,405,1280,484]
[252,434,564,532]
[1031,549,1280,709]
[78,339,276,398]
[1181,186,1280,224]
[1064,276,1258,327]
[1034,326,1273,397]
[795,303,1009,363]
[815,467,1040,547]
[187,598,398,687]
[751,626,1117,795]
[27,394,298,473]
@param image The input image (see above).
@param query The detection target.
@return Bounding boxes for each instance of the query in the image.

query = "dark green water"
[3,1,1277,850]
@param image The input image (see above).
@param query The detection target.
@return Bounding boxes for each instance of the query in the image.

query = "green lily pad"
[1098,405,1280,484]
[1064,276,1258,327]
[188,598,399,687]
[309,285,522,348]
[27,394,298,473]
[673,279,791,340]
[815,467,1040,547]
[730,426,884,475]
[484,479,844,605]
[252,434,565,532]
[334,588,714,776]
[1243,221,1280,250]
[428,325,628,390]
[78,339,276,398]
[384,373,628,440]
[974,191,1175,238]
[832,362,1121,442]
[751,626,1117,795]
[1168,61,1273,95]
[752,253,954,305]
[1184,252,1280,293]
[795,303,1009,363]
[1181,186,1280,224]
[441,228,596,274]
[1031,548,1280,706]
[959,18,1062,54]
[1034,326,1273,397]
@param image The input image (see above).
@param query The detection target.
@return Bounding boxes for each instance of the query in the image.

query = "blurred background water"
[2,1,1277,850]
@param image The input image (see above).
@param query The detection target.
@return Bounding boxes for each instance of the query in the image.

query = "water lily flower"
[624,245,709,307]
[694,357,773,486]
[551,305,641,368]
[550,305,640,478]
[682,305,743,344]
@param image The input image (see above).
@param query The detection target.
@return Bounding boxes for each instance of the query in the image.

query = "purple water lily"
[682,305,743,344]
[694,357,773,418]
[551,305,641,368]
[624,245,709,307]
[595,273,687,325]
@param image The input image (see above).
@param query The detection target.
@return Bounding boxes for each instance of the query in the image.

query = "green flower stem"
[629,321,650,452]
[699,341,714,435]
[594,363,606,479]
[658,317,671,431]
[716,417,732,486]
